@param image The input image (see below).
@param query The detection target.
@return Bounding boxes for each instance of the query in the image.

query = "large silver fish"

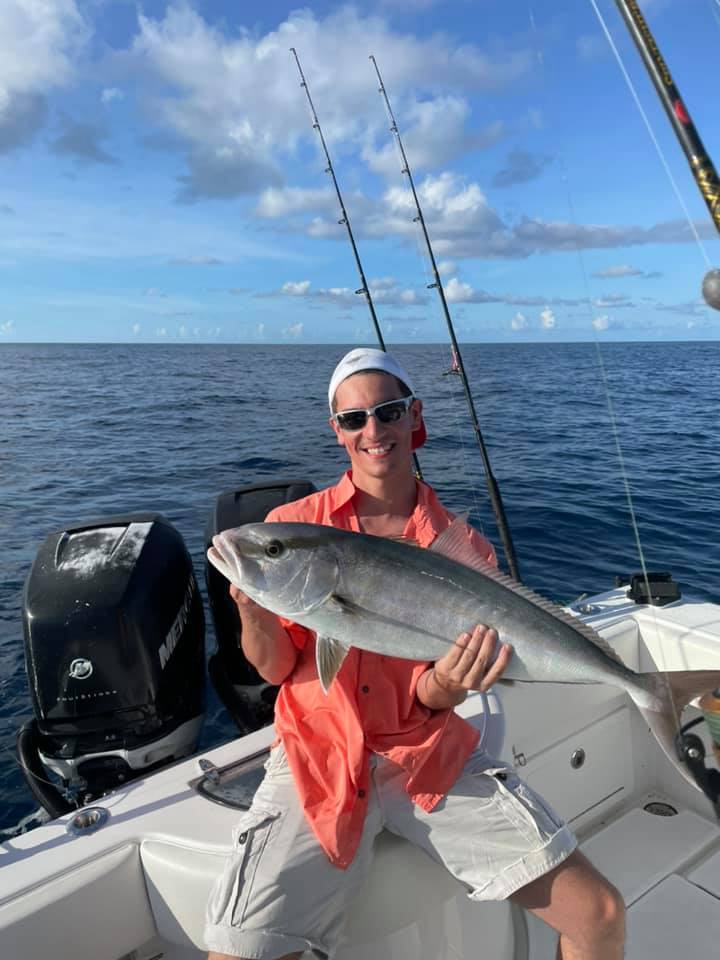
[208,520,720,788]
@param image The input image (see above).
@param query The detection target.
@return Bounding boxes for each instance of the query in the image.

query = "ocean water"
[1,340,719,836]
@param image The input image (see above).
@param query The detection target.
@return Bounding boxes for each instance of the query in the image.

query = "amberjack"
[208,520,720,790]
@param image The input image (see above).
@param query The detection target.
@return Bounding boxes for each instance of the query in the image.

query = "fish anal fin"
[315,635,350,693]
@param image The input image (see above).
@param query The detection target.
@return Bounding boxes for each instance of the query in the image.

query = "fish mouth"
[209,534,244,583]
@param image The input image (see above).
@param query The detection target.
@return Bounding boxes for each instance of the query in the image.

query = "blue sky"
[1,0,720,343]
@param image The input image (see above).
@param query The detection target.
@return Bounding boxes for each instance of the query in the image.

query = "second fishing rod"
[369,54,521,582]
[290,47,422,482]
[290,49,520,580]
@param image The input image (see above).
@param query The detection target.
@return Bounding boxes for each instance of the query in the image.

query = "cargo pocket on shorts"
[207,802,283,929]
[483,766,564,845]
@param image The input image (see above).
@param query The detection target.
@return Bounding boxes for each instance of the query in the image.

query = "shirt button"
[358,789,366,798]
[361,685,370,693]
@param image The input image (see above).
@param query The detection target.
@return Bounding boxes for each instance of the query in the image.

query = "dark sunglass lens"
[376,400,408,424]
[337,411,368,431]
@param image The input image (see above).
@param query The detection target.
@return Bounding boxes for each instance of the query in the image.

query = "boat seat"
[0,843,156,960]
[141,830,519,959]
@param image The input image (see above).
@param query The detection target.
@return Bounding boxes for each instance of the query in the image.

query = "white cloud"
[540,307,555,329]
[1,319,14,335]
[511,312,527,331]
[363,97,503,176]
[132,322,141,335]
[131,5,531,200]
[593,295,632,308]
[592,264,642,278]
[168,255,224,266]
[155,326,167,336]
[592,314,610,331]
[278,277,422,307]
[283,321,303,339]
[282,280,311,295]
[443,276,499,304]
[438,261,456,276]
[374,172,503,251]
[445,277,474,303]
[0,0,88,151]
[256,186,336,219]
[101,87,123,104]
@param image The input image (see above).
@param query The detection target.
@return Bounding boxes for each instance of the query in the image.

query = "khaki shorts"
[204,744,577,959]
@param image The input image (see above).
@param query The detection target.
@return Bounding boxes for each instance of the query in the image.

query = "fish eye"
[265,539,285,559]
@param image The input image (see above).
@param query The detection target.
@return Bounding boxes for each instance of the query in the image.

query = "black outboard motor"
[18,513,205,817]
[205,480,315,734]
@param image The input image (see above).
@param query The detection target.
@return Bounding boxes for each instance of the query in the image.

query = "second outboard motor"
[19,513,205,816]
[205,480,315,734]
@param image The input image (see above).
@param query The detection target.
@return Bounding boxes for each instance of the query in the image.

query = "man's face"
[329,371,422,483]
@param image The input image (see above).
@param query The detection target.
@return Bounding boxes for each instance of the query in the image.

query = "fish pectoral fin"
[316,635,350,693]
[327,594,359,615]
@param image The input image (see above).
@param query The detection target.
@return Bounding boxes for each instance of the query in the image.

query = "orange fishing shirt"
[266,471,497,868]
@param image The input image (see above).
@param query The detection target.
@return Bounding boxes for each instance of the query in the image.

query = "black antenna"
[613,0,720,310]
[290,48,422,478]
[369,54,521,581]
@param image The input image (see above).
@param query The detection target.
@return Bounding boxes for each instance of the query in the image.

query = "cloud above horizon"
[131,4,531,201]
[0,0,88,152]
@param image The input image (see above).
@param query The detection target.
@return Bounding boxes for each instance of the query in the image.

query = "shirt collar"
[329,471,449,547]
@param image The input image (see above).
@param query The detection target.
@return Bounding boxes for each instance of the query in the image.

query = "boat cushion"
[0,843,156,960]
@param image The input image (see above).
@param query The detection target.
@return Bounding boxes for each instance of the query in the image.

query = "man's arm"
[416,624,512,710]
[230,585,299,685]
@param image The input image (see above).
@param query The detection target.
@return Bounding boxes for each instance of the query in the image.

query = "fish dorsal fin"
[430,519,628,668]
[429,517,497,574]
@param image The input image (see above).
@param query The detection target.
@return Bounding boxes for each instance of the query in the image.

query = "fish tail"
[630,670,720,790]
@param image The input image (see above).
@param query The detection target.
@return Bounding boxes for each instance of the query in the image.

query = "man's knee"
[589,880,625,939]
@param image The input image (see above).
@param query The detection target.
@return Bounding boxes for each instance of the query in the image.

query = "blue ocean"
[1,341,719,836]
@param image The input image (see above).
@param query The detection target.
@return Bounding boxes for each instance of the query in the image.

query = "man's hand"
[417,624,512,710]
[228,584,298,684]
[229,584,261,611]
[434,624,512,694]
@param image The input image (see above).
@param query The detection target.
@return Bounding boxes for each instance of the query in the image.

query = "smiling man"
[205,347,625,960]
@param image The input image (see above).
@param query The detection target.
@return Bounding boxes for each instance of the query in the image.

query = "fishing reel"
[674,694,720,819]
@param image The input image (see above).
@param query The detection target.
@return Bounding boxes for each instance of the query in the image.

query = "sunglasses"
[332,396,415,432]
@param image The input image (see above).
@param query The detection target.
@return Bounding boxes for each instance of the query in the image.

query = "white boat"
[4,545,720,959]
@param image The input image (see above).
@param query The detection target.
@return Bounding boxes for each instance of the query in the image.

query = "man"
[205,348,625,960]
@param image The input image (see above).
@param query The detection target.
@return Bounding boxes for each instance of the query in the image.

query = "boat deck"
[4,589,720,959]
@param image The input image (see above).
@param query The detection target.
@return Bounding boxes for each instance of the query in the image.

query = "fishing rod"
[369,54,522,582]
[612,0,720,310]
[289,48,423,479]
[602,1,720,813]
